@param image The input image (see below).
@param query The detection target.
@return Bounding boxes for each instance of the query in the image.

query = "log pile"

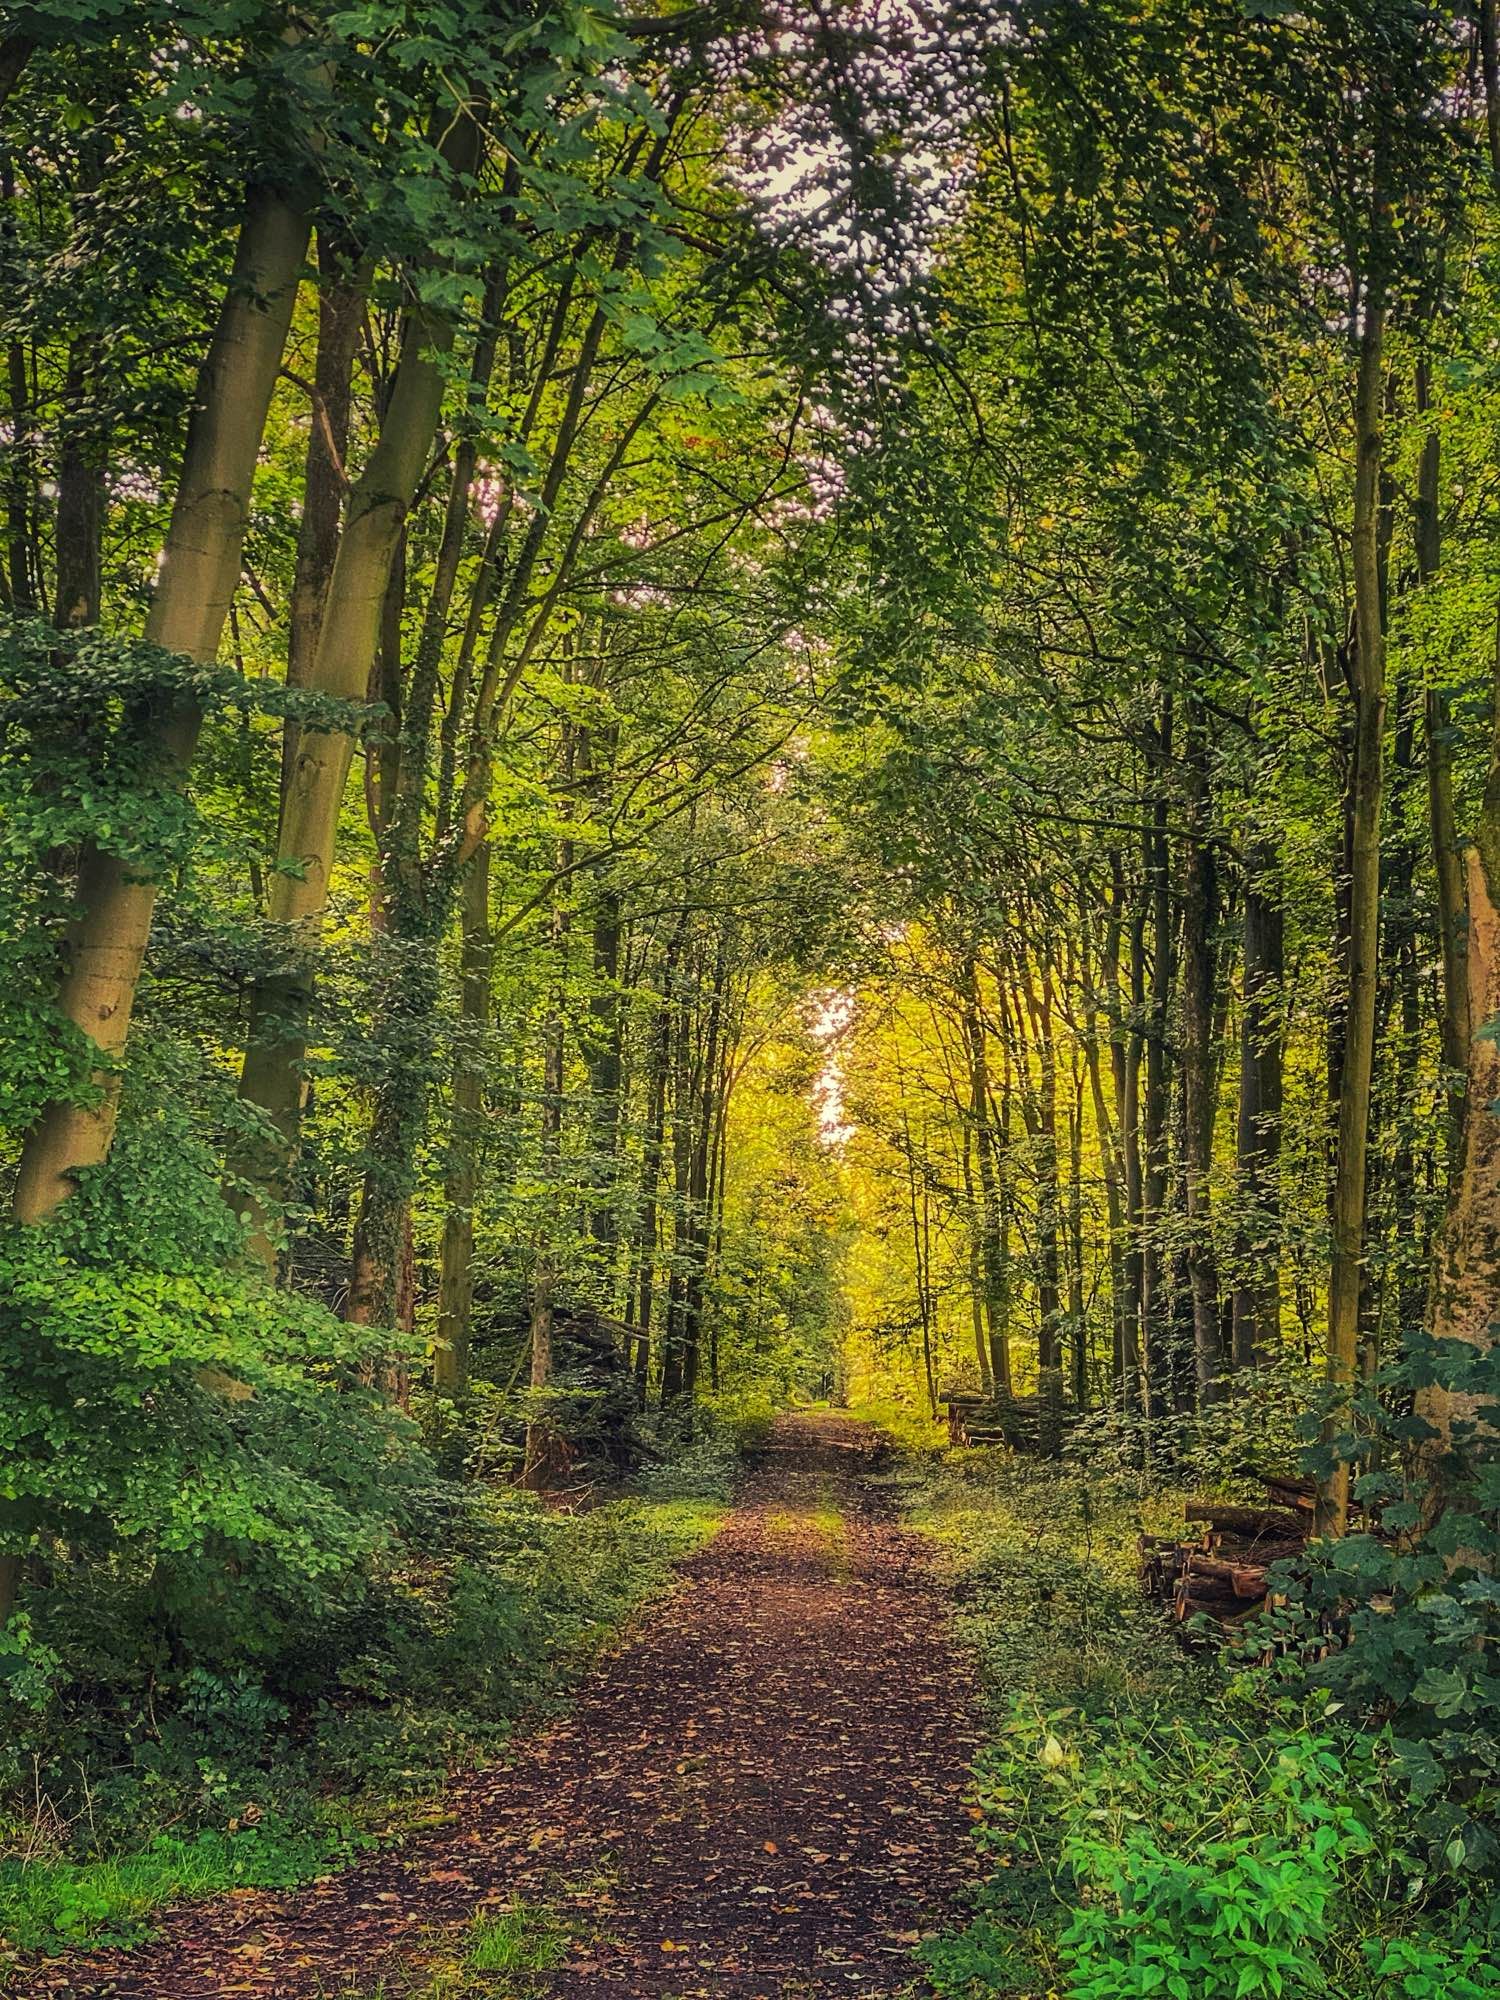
[939,1384,1078,1456]
[1140,1469,1321,1635]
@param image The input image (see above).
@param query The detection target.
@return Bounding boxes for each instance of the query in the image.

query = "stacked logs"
[939,1385,1078,1456]
[1140,1469,1323,1634]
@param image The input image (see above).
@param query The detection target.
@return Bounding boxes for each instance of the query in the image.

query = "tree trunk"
[54,339,105,628]
[1231,838,1284,1368]
[586,883,624,1267]
[235,118,483,1251]
[1083,991,1127,1396]
[1110,854,1149,1412]
[900,1085,938,1421]
[522,877,568,1482]
[520,1255,556,1489]
[1067,1051,1088,1407]
[1141,701,1175,1416]
[965,957,1012,1394]
[1181,710,1224,1403]
[1415,368,1469,1154]
[1013,943,1064,1378]
[631,931,680,1397]
[433,843,493,1393]
[281,238,365,809]
[12,188,310,1224]
[661,966,697,1404]
[0,34,34,112]
[961,1128,995,1393]
[1317,266,1388,1538]
[679,934,728,1400]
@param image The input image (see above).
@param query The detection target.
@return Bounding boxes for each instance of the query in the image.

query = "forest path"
[34,1412,981,2000]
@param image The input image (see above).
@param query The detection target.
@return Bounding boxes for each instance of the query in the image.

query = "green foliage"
[912,1455,1500,2000]
[1066,1355,1317,1500]
[1264,1335,1500,1881]
[1359,1932,1500,1998]
[635,1402,744,1501]
[909,1452,1197,1714]
[0,1489,719,1958]
[931,1695,1499,2000]
[1054,1719,1367,2000]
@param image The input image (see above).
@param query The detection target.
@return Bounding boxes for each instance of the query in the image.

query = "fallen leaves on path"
[24,1413,982,1999]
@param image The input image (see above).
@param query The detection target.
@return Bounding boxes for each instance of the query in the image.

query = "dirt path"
[28,1413,981,1999]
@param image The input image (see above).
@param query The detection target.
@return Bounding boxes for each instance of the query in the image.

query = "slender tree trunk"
[679,936,727,1401]
[522,871,569,1484]
[1110,855,1148,1413]
[1415,366,1469,1154]
[54,340,104,628]
[965,958,1012,1394]
[586,883,624,1266]
[1140,701,1175,1417]
[1181,709,1224,1403]
[901,1092,938,1420]
[661,973,696,1404]
[632,969,675,1396]
[705,1034,733,1394]
[1231,838,1284,1368]
[433,844,492,1392]
[12,188,310,1224]
[961,1128,995,1393]
[1019,947,1064,1377]
[3,156,36,613]
[1083,990,1127,1395]
[1067,1052,1088,1407]
[1317,264,1389,1538]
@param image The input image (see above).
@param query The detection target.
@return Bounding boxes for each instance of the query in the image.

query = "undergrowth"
[0,1474,723,1963]
[909,1442,1500,2000]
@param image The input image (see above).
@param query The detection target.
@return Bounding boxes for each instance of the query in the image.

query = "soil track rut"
[27,1412,981,1999]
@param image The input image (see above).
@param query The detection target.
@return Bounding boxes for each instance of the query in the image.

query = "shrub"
[1264,1332,1500,1882]
[1055,1718,1366,2000]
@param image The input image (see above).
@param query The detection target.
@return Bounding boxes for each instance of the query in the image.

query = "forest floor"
[23,1413,983,2000]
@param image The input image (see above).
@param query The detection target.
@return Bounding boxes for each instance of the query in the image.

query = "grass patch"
[465,1898,569,1974]
[763,1494,849,1577]
[0,1821,345,1956]
[326,1894,588,1998]
[845,1396,948,1455]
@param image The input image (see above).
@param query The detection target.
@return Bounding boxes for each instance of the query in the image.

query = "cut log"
[1184,1503,1304,1540]
[1174,1580,1262,1625]
[1183,1554,1269,1599]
